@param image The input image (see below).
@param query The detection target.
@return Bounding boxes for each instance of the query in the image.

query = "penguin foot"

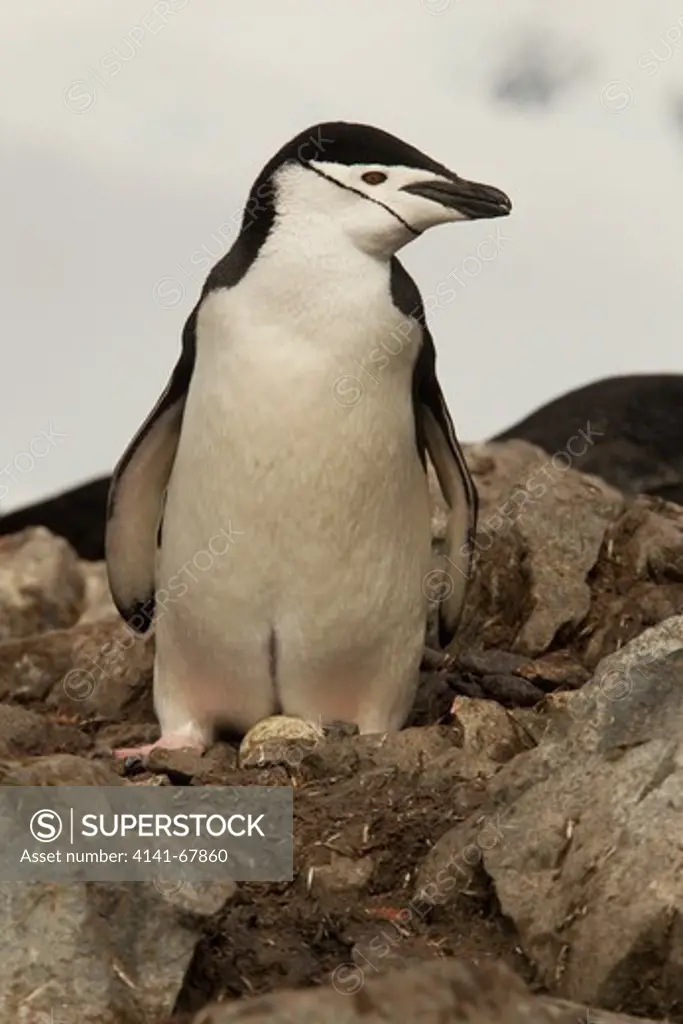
[112,732,207,761]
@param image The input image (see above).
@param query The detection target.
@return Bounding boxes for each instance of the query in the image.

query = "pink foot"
[113,733,206,761]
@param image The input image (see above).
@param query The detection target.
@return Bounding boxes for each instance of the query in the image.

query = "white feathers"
[106,397,184,623]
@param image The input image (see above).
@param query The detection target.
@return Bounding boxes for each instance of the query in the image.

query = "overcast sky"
[3,0,683,510]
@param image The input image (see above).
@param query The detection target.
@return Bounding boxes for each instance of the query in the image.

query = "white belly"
[154,270,432,734]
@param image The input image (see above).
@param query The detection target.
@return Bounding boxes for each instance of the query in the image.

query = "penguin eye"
[361,171,388,185]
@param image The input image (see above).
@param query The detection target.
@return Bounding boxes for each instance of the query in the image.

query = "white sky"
[2,0,683,510]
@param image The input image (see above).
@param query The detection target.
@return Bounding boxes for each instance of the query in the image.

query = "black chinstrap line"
[299,160,422,237]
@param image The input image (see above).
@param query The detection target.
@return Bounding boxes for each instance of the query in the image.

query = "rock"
[0,878,234,1023]
[458,649,530,676]
[78,560,117,624]
[0,753,122,785]
[529,690,583,743]
[581,496,683,669]
[541,1002,662,1024]
[406,671,457,726]
[0,619,154,722]
[0,475,110,560]
[451,697,533,764]
[472,673,545,707]
[437,441,683,674]
[364,724,459,774]
[415,615,683,1017]
[618,498,683,582]
[302,725,488,783]
[455,512,532,653]
[515,650,589,692]
[0,527,84,641]
[452,649,548,707]
[187,956,607,1023]
[458,440,624,657]
[307,851,375,898]
[191,743,240,786]
[0,703,88,758]
[440,648,585,711]
[156,879,237,917]
[492,373,683,505]
[239,715,325,768]
[146,746,206,783]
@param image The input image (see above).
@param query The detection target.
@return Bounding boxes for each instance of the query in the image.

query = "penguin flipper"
[415,338,478,651]
[389,257,477,649]
[105,312,197,635]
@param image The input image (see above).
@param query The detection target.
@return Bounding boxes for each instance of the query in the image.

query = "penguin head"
[245,121,511,259]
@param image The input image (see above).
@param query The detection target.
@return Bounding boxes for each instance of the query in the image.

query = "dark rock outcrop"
[0,475,109,560]
[493,374,683,505]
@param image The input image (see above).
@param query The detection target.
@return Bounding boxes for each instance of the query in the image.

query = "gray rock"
[451,697,534,765]
[0,527,84,641]
[158,879,237,916]
[303,725,491,784]
[458,441,623,657]
[415,616,683,1015]
[513,650,590,693]
[457,649,530,677]
[541,1001,663,1024]
[621,498,683,583]
[0,753,122,786]
[0,703,88,758]
[146,746,206,782]
[188,956,650,1023]
[0,879,234,1023]
[430,441,683,675]
[190,743,240,786]
[0,619,154,722]
[307,851,375,898]
[582,496,683,669]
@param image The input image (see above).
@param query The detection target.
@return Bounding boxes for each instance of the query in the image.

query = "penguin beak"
[400,175,511,220]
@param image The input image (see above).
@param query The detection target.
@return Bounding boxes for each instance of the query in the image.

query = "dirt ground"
[5,654,548,1020]
[173,760,534,1016]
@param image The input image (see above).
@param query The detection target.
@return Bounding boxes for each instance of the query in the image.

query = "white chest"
[166,235,428,557]
[186,239,422,450]
[159,238,432,661]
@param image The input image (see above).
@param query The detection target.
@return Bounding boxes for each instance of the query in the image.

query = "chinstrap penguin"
[105,120,512,758]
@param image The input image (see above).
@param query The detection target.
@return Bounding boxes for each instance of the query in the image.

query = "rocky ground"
[2,438,683,1022]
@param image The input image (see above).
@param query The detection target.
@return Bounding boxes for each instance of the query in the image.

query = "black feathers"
[255,121,457,181]
[390,258,479,647]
